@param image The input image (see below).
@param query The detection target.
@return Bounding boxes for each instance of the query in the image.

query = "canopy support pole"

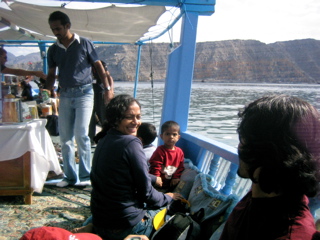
[133,44,142,98]
[38,42,48,74]
[160,11,199,133]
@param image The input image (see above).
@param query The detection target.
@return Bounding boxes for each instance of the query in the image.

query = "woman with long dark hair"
[220,95,320,240]
[90,94,182,240]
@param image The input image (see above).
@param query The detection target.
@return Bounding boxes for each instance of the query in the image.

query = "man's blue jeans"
[58,83,93,184]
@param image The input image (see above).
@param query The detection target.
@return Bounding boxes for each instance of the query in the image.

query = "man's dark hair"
[48,11,71,26]
[161,121,180,134]
[237,95,320,198]
[0,48,7,56]
[138,123,157,145]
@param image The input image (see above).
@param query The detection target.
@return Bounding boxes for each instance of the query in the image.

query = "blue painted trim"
[220,163,239,195]
[160,11,198,132]
[38,42,48,74]
[179,131,239,164]
[0,40,54,44]
[133,44,142,98]
[208,154,221,177]
[1,44,51,47]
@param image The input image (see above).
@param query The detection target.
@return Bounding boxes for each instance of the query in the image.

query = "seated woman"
[90,94,182,240]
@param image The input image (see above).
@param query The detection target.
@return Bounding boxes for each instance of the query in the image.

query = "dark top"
[1,64,6,72]
[90,128,172,230]
[47,34,98,88]
[219,191,320,240]
[21,83,34,101]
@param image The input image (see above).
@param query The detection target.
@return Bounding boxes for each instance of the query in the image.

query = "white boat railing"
[178,131,251,199]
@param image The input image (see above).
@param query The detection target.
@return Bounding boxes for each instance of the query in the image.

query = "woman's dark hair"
[20,80,28,88]
[94,94,141,143]
[48,11,71,26]
[237,95,320,198]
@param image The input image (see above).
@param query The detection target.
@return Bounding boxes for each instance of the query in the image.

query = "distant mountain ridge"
[6,39,320,83]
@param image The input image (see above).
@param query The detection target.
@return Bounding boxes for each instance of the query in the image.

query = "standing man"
[44,11,113,187]
[0,48,46,79]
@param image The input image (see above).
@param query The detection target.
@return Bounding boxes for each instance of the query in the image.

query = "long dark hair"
[94,94,141,143]
[237,95,320,198]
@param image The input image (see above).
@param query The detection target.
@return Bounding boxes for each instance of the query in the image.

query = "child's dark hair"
[138,123,157,145]
[161,121,180,134]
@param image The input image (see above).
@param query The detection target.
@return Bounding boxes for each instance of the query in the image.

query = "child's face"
[161,126,180,149]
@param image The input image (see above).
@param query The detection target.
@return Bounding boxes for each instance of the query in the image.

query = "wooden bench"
[0,151,33,204]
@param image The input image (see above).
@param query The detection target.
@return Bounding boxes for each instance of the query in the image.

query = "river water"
[115,82,320,147]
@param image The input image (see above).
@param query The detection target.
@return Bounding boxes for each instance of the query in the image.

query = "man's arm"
[44,67,56,91]
[2,67,46,79]
[93,60,114,104]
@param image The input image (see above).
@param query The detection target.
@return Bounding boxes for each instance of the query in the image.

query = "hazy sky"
[155,0,320,44]
[5,0,320,56]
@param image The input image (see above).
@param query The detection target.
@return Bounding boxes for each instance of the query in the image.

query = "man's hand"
[104,90,114,105]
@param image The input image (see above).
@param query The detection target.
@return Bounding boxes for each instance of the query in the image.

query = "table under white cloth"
[0,119,62,193]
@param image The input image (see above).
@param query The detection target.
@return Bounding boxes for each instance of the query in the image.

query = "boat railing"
[178,131,251,199]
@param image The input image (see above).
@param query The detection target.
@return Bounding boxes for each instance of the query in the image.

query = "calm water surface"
[115,82,320,147]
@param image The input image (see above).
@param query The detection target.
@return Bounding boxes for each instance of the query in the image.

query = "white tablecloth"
[0,119,62,193]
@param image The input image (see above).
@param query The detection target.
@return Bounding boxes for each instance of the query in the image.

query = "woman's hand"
[165,192,184,200]
[155,177,163,187]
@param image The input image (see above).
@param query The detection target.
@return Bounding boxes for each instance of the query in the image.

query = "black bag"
[45,115,59,136]
[151,212,201,240]
[166,199,190,216]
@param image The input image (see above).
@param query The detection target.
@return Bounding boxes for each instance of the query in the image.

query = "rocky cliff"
[194,39,320,83]
[7,39,320,83]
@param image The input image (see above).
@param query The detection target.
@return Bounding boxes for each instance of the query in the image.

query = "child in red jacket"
[149,121,185,191]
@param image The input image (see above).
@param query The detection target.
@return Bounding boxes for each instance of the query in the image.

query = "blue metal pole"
[133,44,142,98]
[160,11,199,132]
[38,42,48,74]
